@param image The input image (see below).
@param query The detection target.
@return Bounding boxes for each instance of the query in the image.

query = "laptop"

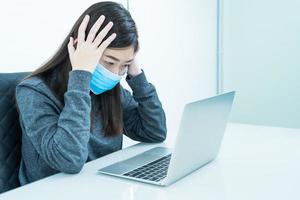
[98,91,235,186]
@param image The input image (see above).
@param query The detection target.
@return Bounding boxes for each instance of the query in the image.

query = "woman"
[15,1,167,185]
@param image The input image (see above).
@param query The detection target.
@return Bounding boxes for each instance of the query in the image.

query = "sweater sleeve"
[121,69,167,143]
[15,70,92,174]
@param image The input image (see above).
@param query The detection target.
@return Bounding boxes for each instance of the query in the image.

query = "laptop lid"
[162,91,235,185]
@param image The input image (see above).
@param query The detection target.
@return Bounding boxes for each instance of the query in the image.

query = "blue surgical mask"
[90,63,124,95]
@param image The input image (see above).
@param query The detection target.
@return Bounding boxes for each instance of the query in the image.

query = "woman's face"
[99,45,135,75]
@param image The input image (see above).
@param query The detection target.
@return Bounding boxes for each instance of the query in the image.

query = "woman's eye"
[105,61,114,65]
[123,64,130,68]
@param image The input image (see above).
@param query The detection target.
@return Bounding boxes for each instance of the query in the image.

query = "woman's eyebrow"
[104,55,133,62]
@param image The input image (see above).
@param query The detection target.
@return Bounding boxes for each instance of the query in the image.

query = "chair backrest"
[0,72,30,194]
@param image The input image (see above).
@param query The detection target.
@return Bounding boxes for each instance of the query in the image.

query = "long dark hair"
[18,1,139,137]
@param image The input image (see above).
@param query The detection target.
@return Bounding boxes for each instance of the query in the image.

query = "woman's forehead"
[103,46,135,60]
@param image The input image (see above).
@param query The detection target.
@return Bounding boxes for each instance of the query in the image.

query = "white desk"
[0,123,299,200]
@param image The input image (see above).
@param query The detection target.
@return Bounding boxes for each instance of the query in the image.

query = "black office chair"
[0,72,30,194]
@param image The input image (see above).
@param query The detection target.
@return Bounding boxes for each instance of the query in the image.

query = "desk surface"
[1,123,299,200]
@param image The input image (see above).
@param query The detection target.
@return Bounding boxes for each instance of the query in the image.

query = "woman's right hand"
[67,14,116,73]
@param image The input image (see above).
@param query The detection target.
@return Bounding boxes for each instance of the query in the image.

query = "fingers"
[67,37,75,58]
[97,33,117,54]
[93,21,114,47]
[86,15,105,43]
[77,15,90,45]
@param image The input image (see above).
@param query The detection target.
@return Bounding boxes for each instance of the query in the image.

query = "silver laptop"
[98,91,235,186]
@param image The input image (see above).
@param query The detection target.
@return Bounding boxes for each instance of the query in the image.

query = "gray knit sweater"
[15,69,167,185]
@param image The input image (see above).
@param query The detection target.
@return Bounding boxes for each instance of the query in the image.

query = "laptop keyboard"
[123,154,172,182]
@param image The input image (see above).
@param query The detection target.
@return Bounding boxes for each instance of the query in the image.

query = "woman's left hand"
[127,58,142,77]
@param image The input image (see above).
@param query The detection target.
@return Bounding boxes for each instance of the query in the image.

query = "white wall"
[127,0,218,146]
[222,0,300,129]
